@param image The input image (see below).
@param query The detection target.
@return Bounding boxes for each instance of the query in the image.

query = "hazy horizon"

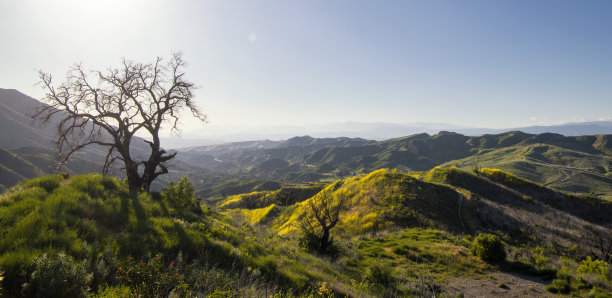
[158,119,612,149]
[1,0,611,135]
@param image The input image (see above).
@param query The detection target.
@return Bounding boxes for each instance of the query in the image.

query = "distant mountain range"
[1,88,611,198]
[162,120,612,148]
[175,131,612,198]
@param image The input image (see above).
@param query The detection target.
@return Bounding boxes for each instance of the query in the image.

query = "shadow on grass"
[501,260,555,281]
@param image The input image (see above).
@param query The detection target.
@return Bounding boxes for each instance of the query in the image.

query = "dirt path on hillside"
[444,271,549,297]
[544,169,572,187]
[523,156,611,180]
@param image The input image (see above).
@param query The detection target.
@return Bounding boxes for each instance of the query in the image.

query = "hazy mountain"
[2,88,611,197]
[0,88,57,149]
[0,88,151,155]
[162,121,612,148]
[174,131,612,197]
[454,121,612,137]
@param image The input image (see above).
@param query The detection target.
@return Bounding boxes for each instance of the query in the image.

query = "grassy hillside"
[2,169,611,296]
[270,169,464,236]
[0,174,315,297]
[172,131,612,198]
[442,143,612,198]
[217,167,612,296]
[0,173,498,297]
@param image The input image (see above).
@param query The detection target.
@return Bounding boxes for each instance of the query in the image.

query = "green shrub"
[578,256,610,280]
[92,285,132,297]
[531,247,551,271]
[162,177,199,212]
[546,278,570,294]
[364,260,395,286]
[256,255,278,275]
[587,287,611,298]
[470,233,506,264]
[22,252,92,298]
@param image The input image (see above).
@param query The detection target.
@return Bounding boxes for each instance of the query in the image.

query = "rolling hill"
[214,167,612,296]
[2,88,611,200]
[178,131,612,198]
[3,168,611,296]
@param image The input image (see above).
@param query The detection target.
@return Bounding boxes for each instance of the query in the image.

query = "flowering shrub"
[116,254,187,297]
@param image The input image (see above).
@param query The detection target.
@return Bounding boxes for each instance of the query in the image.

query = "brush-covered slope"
[0,174,302,297]
[0,146,107,191]
[216,168,612,296]
[421,167,612,253]
[0,174,498,298]
[220,167,612,260]
[217,169,466,235]
[272,169,465,235]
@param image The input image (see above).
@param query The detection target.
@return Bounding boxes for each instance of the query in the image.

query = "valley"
[1,88,611,296]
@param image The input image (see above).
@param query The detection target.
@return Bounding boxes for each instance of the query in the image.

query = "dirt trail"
[444,271,548,297]
[544,169,572,187]
[523,156,610,180]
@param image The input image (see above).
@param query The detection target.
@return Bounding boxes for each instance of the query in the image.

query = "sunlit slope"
[0,174,286,296]
[219,167,612,258]
[217,169,465,235]
[441,142,612,197]
[0,173,495,297]
[297,132,612,197]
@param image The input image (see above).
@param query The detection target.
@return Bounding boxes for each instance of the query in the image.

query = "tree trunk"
[125,164,142,192]
[320,228,330,252]
[141,161,156,192]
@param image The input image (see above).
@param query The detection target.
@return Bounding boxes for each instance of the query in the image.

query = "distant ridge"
[162,121,612,146]
[176,131,612,197]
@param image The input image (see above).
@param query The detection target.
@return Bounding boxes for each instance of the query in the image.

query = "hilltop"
[1,168,611,296]
[215,167,612,296]
[179,131,612,199]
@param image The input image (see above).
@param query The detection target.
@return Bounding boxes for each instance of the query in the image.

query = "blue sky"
[1,0,611,135]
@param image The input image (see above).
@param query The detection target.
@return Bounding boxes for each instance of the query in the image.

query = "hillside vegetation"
[1,168,611,296]
[217,167,612,296]
[174,131,612,199]
[0,174,314,296]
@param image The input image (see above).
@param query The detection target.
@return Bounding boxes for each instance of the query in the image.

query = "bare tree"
[300,189,347,253]
[35,53,206,192]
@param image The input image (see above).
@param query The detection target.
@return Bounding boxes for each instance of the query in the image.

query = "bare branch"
[34,54,205,191]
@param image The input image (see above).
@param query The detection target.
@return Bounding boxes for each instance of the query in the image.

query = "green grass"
[3,167,611,297]
[346,228,490,296]
[441,143,612,197]
[0,174,296,296]
[354,228,489,278]
[269,169,463,236]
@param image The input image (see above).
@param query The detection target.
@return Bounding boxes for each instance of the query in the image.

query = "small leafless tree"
[300,189,347,253]
[35,53,206,192]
